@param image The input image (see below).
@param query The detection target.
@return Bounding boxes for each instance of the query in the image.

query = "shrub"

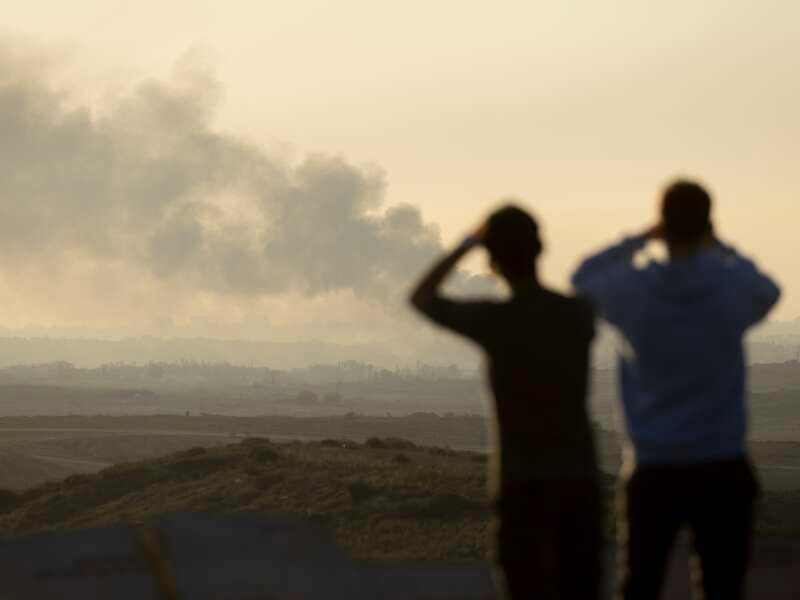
[240,437,272,447]
[349,481,376,503]
[427,447,458,457]
[392,454,411,465]
[0,489,19,513]
[320,439,358,449]
[249,447,281,464]
[166,455,240,476]
[63,473,91,485]
[254,474,283,490]
[181,447,207,457]
[364,437,416,450]
[237,489,262,505]
[404,494,486,519]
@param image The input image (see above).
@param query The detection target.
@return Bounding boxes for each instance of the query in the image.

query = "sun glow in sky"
[1,1,798,341]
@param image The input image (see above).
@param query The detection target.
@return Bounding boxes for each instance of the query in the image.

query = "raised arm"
[408,229,494,343]
[716,243,781,329]
[409,232,482,314]
[570,230,652,325]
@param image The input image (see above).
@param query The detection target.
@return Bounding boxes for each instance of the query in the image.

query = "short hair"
[483,205,542,278]
[661,180,712,243]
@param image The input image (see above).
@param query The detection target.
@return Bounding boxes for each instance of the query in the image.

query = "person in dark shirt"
[409,205,601,600]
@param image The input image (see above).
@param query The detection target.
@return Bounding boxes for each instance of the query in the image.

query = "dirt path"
[28,454,112,468]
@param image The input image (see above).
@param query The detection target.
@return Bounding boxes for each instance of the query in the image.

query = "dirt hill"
[0,437,498,560]
[0,438,797,561]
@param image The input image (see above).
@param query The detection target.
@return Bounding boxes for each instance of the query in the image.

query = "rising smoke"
[0,41,489,315]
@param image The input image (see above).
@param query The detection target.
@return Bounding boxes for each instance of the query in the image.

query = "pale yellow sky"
[1,1,798,338]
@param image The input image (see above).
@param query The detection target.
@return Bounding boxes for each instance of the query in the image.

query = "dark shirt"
[422,287,597,497]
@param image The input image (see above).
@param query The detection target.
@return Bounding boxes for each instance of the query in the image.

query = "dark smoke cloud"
[0,43,490,305]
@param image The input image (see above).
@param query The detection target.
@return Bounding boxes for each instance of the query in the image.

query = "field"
[1,363,798,439]
[1,362,799,563]
[2,410,800,488]
[1,435,799,564]
[0,437,490,560]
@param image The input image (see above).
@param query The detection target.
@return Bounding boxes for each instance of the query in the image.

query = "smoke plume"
[0,42,488,317]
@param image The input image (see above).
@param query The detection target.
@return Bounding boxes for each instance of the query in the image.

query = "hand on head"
[459,223,488,251]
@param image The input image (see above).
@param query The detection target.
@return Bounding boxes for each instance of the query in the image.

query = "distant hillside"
[0,337,406,370]
[0,326,795,373]
[0,438,497,560]
[1,438,798,561]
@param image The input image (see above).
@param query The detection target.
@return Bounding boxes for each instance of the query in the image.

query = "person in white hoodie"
[572,179,781,600]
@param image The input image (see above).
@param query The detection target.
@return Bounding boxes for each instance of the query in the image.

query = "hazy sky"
[0,1,798,344]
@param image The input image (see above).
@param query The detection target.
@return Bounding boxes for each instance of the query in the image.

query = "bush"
[0,489,19,513]
[408,412,440,419]
[364,437,416,450]
[349,481,376,503]
[240,437,272,447]
[320,439,359,449]
[237,489,262,505]
[400,494,486,519]
[249,447,281,464]
[427,447,458,457]
[254,474,283,490]
[181,447,207,457]
[63,473,90,485]
[166,455,240,476]
[392,454,411,465]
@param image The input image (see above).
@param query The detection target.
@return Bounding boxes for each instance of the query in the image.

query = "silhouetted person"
[572,180,781,600]
[410,206,602,600]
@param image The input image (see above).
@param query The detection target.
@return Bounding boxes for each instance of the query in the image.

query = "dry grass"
[0,437,498,560]
[1,437,796,560]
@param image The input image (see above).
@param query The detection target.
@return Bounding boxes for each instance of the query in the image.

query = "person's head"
[483,205,542,282]
[660,179,713,246]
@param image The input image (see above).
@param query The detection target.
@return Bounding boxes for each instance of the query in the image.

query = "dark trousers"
[494,480,603,600]
[616,457,759,600]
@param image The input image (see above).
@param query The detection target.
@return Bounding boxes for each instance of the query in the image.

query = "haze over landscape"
[1,3,800,597]
[0,1,798,354]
